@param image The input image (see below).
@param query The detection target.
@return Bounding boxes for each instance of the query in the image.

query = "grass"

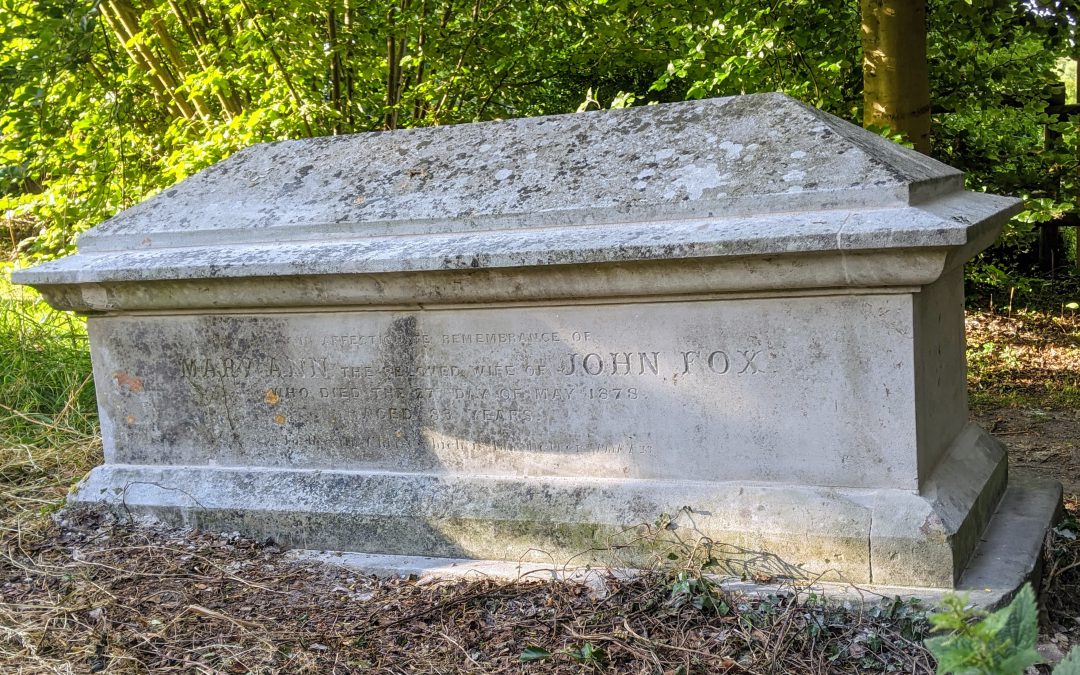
[0,267,100,530]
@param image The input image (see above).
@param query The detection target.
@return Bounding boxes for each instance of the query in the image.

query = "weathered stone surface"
[92,295,922,488]
[72,421,1006,587]
[287,474,1061,610]
[15,94,1018,311]
[14,93,1059,589]
[41,93,968,251]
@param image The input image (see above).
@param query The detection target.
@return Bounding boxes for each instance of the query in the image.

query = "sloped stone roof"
[14,93,1021,306]
[79,93,964,252]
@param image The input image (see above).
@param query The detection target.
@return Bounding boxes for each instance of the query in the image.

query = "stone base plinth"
[73,423,1022,589]
[287,475,1061,610]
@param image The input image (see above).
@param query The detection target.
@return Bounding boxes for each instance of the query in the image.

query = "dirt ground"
[0,508,943,674]
[965,307,1080,495]
[974,407,1080,495]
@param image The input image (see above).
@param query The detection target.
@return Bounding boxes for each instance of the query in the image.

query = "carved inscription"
[175,324,766,459]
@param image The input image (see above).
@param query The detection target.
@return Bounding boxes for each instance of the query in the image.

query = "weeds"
[925,584,1043,674]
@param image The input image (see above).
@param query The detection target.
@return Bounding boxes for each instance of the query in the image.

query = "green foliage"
[929,3,1079,289]
[566,641,605,665]
[925,584,1041,674]
[667,568,730,615]
[1058,648,1080,675]
[518,645,552,663]
[631,1,1078,289]
[0,0,684,259]
[925,583,1080,675]
[648,0,860,113]
[517,641,605,666]
[1061,58,1077,104]
[867,595,933,656]
[0,265,99,525]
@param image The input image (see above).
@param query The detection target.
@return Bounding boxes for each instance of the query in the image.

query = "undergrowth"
[0,507,941,673]
[0,267,99,531]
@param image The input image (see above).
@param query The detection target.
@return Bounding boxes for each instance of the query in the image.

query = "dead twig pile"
[1040,496,1080,664]
[0,508,937,674]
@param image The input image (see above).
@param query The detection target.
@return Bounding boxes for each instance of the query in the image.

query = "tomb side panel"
[88,295,918,488]
[912,266,969,485]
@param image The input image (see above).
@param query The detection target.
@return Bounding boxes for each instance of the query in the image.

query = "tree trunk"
[861,0,931,154]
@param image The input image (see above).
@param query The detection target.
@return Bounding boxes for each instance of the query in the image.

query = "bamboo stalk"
[328,4,342,133]
[166,0,243,117]
[431,0,484,123]
[106,0,201,120]
[147,13,214,119]
[385,3,399,130]
[168,0,206,50]
[343,0,355,128]
[412,0,429,122]
[99,3,187,119]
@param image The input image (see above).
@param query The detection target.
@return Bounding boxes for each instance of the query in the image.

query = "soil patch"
[973,408,1080,495]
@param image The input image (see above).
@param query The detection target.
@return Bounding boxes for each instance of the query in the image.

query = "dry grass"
[0,269,100,538]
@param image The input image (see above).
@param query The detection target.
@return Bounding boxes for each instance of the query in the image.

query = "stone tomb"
[15,93,1061,589]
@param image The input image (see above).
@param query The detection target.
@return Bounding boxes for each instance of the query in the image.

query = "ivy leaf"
[518,645,552,663]
[567,642,605,664]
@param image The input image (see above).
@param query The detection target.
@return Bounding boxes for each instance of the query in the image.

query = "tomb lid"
[13,93,1021,297]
